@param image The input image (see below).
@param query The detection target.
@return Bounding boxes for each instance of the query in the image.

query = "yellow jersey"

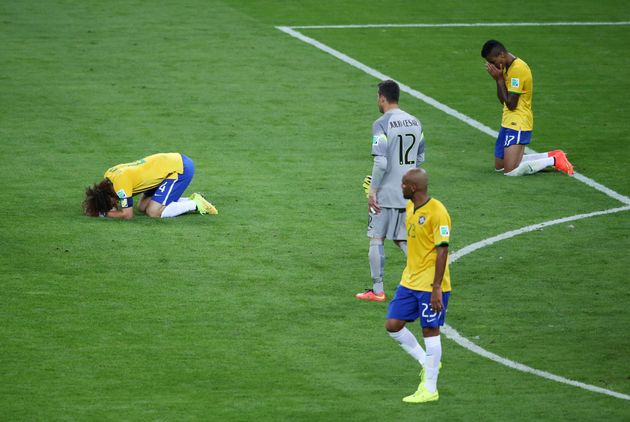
[400,197,452,292]
[104,153,183,208]
[501,57,533,131]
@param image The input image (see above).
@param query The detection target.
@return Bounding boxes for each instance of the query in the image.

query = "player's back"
[105,153,183,195]
[372,108,424,208]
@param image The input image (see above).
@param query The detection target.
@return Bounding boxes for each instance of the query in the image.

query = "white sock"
[505,157,554,176]
[388,327,426,366]
[160,198,197,218]
[424,335,441,393]
[520,152,549,162]
[397,241,408,257]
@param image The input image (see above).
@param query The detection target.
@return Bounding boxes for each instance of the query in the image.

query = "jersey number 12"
[398,134,416,165]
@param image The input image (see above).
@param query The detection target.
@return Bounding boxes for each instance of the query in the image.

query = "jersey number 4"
[398,134,416,165]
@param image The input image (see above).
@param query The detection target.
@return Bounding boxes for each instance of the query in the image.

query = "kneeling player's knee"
[145,206,164,218]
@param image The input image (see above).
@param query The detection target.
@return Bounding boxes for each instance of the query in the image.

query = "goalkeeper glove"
[362,175,372,198]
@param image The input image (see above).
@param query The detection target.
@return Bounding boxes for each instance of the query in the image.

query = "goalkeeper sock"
[160,198,197,218]
[369,239,385,294]
[388,327,426,366]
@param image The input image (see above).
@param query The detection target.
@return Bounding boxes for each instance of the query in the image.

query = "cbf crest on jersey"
[418,215,426,225]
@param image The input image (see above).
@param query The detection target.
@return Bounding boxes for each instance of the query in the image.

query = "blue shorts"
[147,154,195,205]
[495,127,532,159]
[386,285,450,328]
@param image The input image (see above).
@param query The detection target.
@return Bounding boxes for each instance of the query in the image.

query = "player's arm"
[430,244,448,312]
[368,154,387,213]
[106,195,134,219]
[106,207,133,219]
[368,130,388,213]
[486,63,520,110]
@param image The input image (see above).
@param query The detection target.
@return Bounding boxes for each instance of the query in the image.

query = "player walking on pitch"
[481,39,574,176]
[386,168,451,403]
[356,80,425,302]
[83,152,218,219]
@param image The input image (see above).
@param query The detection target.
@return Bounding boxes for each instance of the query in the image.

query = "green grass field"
[1,1,629,420]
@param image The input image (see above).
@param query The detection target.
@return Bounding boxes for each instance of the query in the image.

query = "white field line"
[275,25,630,206]
[449,205,630,263]
[277,24,630,400]
[287,21,630,29]
[446,204,630,402]
[441,325,630,401]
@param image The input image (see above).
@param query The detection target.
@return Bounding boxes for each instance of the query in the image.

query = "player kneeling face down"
[83,152,218,219]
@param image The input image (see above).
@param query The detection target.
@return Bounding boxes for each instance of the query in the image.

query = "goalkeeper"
[356,80,425,302]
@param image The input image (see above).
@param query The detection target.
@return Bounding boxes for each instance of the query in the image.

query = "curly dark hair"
[83,179,118,216]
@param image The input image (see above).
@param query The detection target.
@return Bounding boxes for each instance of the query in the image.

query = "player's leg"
[357,210,389,301]
[504,130,548,175]
[145,178,194,218]
[385,285,427,365]
[507,153,573,176]
[137,192,155,213]
[421,326,442,396]
[503,144,525,173]
[402,291,450,403]
[148,155,197,218]
[494,128,506,171]
[497,128,528,173]
[356,236,386,301]
[145,198,168,218]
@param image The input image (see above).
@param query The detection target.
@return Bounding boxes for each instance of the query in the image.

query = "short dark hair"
[481,40,507,59]
[378,80,399,103]
[83,178,117,216]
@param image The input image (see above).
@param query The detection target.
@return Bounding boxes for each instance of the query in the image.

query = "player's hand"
[368,192,380,214]
[430,285,443,313]
[362,175,371,198]
[485,62,503,80]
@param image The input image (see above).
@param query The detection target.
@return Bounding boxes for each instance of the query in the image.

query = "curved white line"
[275,25,630,206]
[442,324,630,401]
[450,206,630,264]
[445,205,630,401]
[276,25,630,400]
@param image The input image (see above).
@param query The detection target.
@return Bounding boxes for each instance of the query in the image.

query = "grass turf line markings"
[286,21,630,29]
[277,23,630,400]
[275,25,630,206]
[447,205,630,402]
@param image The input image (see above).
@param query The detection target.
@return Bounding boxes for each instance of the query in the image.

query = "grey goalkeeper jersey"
[371,108,425,209]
